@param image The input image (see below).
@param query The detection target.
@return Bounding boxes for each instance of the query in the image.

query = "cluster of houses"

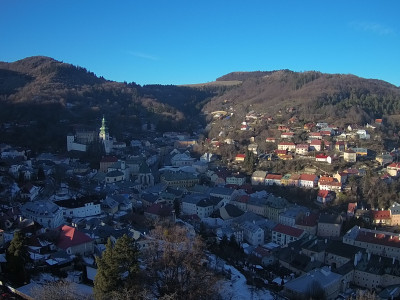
[2,112,400,299]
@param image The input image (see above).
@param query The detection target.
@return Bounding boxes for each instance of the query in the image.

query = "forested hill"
[204,70,400,126]
[0,56,215,151]
[1,56,400,151]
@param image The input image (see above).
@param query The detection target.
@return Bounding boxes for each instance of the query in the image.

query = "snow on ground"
[219,264,274,300]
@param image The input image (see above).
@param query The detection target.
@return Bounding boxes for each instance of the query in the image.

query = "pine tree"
[6,231,30,285]
[94,235,139,300]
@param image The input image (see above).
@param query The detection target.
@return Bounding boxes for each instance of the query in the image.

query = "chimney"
[354,254,358,266]
[393,257,396,265]
[367,251,371,261]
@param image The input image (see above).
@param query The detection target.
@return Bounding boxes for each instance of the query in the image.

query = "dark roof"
[318,213,342,224]
[272,223,304,237]
[325,240,363,258]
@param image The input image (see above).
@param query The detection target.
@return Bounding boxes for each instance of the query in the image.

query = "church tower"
[99,115,112,154]
[99,115,109,141]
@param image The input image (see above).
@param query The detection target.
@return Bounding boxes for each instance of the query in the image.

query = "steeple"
[99,115,108,140]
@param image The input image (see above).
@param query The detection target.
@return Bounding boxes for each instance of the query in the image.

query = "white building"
[241,221,264,246]
[21,200,64,228]
[56,198,101,219]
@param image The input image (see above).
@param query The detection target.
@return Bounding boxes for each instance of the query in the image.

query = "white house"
[21,200,64,228]
[241,221,264,246]
[271,223,306,246]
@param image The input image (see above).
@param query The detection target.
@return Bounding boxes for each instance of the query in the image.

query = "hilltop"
[1,56,400,151]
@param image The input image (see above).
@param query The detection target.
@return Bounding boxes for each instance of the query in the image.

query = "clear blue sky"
[1,1,399,86]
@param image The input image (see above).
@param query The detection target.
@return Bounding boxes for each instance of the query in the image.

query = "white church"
[67,116,118,154]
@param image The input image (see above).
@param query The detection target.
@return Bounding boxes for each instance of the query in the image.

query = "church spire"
[99,115,108,140]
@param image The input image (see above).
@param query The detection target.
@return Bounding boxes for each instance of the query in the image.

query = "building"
[344,149,357,162]
[56,197,101,219]
[317,190,335,204]
[299,174,318,188]
[241,221,264,246]
[56,225,94,255]
[160,170,199,188]
[387,162,400,177]
[21,200,64,228]
[251,171,267,185]
[317,214,342,237]
[343,226,400,260]
[265,174,283,185]
[272,223,306,246]
[277,142,296,151]
[295,144,309,155]
[283,267,343,300]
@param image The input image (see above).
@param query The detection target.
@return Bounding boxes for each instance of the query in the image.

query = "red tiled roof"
[356,230,400,248]
[319,176,334,182]
[310,140,322,145]
[145,203,173,217]
[56,225,93,250]
[309,132,322,136]
[266,174,283,180]
[347,202,357,213]
[388,162,400,169]
[296,144,309,149]
[315,154,328,159]
[318,190,330,198]
[300,174,317,181]
[236,154,246,158]
[371,210,391,220]
[278,142,295,146]
[273,223,304,237]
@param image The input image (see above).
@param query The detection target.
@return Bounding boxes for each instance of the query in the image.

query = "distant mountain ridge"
[1,56,400,150]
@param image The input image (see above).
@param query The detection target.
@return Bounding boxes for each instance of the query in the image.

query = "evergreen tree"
[6,231,30,285]
[94,235,139,300]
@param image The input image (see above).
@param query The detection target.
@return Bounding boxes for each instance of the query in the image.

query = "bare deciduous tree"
[142,224,220,300]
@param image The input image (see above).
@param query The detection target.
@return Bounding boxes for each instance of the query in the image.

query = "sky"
[1,1,399,86]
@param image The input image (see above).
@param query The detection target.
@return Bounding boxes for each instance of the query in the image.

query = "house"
[309,132,322,140]
[309,139,322,151]
[317,214,342,238]
[347,202,357,218]
[343,149,357,162]
[265,137,276,143]
[226,173,246,186]
[275,149,288,156]
[20,183,40,201]
[316,190,335,204]
[282,266,342,300]
[251,170,267,185]
[295,144,309,155]
[101,196,119,214]
[350,147,368,156]
[170,151,196,167]
[390,202,400,225]
[295,212,318,235]
[105,170,125,183]
[56,225,94,255]
[209,186,237,205]
[279,205,309,227]
[57,197,101,218]
[387,162,400,177]
[21,200,64,229]
[241,221,264,246]
[144,203,175,223]
[160,170,199,188]
[235,154,246,162]
[247,143,258,155]
[335,141,347,152]
[287,174,301,186]
[315,154,331,164]
[99,156,118,172]
[265,174,283,185]
[371,209,391,225]
[298,174,318,188]
[277,142,296,151]
[376,153,394,166]
[281,132,294,139]
[333,171,348,184]
[271,223,306,246]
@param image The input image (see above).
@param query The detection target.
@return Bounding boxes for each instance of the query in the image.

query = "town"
[1,108,400,300]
